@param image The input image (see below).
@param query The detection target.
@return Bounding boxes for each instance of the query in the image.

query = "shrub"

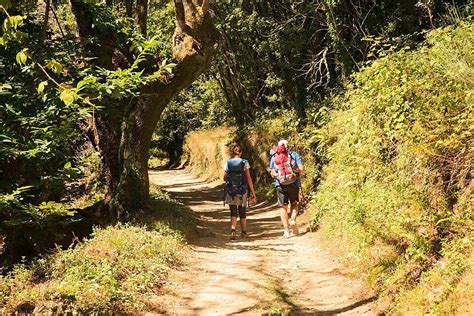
[310,22,473,313]
[183,126,235,181]
[0,224,184,314]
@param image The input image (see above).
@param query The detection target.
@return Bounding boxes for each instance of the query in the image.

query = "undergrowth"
[253,277,297,315]
[184,126,234,181]
[143,184,198,238]
[309,22,473,313]
[0,186,193,314]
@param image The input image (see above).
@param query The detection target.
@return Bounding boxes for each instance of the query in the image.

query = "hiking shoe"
[241,231,247,238]
[290,212,297,226]
[230,230,236,240]
[291,225,299,236]
[282,229,290,239]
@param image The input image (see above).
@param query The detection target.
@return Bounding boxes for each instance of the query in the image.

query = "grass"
[184,126,234,181]
[148,156,168,169]
[308,22,474,313]
[0,185,196,314]
[140,184,198,238]
[253,277,297,315]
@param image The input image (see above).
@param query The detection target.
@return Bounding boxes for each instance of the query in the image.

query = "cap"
[278,139,289,148]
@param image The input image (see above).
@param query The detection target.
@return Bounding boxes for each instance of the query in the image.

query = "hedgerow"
[310,22,473,313]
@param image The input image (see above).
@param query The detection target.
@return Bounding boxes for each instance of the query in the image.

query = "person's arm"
[223,161,228,181]
[294,152,304,175]
[245,169,257,201]
[269,156,277,178]
[298,164,304,175]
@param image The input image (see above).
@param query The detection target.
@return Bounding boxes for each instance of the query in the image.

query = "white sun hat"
[278,139,289,148]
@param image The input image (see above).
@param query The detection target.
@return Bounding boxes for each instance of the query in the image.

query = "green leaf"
[3,17,11,31]
[37,81,48,94]
[4,15,24,31]
[76,76,97,90]
[0,83,12,91]
[15,48,28,65]
[13,30,27,41]
[47,59,63,74]
[59,89,77,106]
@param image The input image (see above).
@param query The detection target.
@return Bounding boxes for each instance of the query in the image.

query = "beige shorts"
[225,192,248,206]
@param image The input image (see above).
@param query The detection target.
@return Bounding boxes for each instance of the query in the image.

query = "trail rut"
[148,169,377,315]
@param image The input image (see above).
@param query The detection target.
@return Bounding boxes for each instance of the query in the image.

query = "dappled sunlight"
[150,169,377,314]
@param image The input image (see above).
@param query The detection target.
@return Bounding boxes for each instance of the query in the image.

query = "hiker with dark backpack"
[269,139,304,238]
[224,144,257,240]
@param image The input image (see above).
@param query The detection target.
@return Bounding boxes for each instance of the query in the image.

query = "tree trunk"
[70,0,219,219]
[43,0,51,36]
[111,21,219,214]
[95,114,122,205]
[125,0,133,17]
[136,0,148,36]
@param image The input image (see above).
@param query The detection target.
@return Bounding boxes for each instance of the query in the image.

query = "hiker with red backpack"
[224,144,257,240]
[269,139,304,238]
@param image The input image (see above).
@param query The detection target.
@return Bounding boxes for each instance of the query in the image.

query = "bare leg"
[280,204,289,229]
[280,205,291,238]
[290,202,299,235]
[231,216,238,230]
[290,202,298,223]
[240,218,247,232]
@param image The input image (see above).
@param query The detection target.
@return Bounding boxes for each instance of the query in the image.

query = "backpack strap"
[241,159,247,183]
[289,152,296,164]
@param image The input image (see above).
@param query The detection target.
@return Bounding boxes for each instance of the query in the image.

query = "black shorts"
[276,183,300,206]
[230,205,246,219]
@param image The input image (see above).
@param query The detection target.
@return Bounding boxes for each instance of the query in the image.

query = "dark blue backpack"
[225,158,247,203]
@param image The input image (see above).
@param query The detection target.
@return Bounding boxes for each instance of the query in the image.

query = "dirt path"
[149,169,377,315]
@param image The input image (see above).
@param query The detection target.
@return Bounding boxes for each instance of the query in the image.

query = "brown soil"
[148,169,377,315]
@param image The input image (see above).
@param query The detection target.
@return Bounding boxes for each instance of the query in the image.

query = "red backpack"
[272,145,297,185]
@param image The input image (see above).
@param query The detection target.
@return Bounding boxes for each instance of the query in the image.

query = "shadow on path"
[150,169,284,250]
[149,169,377,315]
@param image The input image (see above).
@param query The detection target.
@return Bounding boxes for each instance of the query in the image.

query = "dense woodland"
[0,0,473,313]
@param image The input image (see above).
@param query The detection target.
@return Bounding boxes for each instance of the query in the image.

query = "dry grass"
[0,224,184,314]
[252,277,296,315]
[184,126,234,181]
[451,251,474,314]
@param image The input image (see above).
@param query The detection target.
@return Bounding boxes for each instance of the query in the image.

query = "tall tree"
[70,0,219,218]
[43,0,51,36]
[125,0,133,17]
[136,0,148,36]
